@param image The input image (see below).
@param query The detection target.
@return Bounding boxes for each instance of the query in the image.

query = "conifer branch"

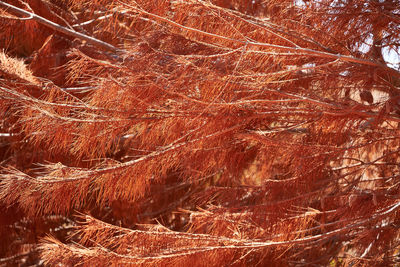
[1,1,400,265]
[0,1,120,53]
[124,1,400,78]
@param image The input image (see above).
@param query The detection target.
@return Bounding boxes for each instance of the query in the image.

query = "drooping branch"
[0,1,120,53]
[123,1,400,78]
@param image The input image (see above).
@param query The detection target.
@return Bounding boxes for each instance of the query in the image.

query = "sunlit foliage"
[0,0,399,265]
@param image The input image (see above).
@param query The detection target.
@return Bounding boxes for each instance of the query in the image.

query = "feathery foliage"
[0,0,400,265]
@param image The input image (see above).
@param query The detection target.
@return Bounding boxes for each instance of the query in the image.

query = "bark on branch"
[0,1,119,53]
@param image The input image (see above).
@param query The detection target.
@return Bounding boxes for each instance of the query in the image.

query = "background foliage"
[0,0,400,266]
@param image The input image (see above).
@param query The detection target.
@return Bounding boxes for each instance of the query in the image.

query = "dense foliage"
[0,0,399,266]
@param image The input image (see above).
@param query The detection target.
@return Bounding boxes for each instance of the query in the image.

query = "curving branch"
[0,1,119,53]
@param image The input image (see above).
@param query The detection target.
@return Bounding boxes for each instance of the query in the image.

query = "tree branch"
[123,2,400,79]
[0,1,119,53]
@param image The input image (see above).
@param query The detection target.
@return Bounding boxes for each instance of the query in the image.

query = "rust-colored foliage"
[0,0,400,266]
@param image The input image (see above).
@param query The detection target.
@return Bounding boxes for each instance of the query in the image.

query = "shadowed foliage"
[0,0,400,266]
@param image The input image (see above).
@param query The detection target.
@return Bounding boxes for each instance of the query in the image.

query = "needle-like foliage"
[0,0,400,266]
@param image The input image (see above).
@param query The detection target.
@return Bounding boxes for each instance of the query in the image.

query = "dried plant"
[0,0,399,266]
